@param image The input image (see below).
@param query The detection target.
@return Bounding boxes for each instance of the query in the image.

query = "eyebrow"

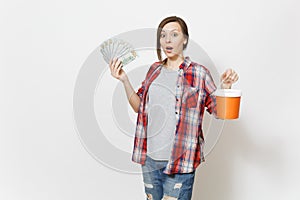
[161,28,180,32]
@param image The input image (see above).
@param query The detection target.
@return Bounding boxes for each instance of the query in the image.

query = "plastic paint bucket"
[214,89,242,120]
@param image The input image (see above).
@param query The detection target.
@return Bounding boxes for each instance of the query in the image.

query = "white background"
[1,0,300,199]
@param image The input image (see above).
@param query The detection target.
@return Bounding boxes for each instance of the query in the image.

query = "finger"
[116,63,123,76]
[231,73,239,82]
[112,58,120,70]
[110,58,119,77]
[224,68,233,78]
[235,74,239,81]
[228,69,237,78]
[229,69,236,77]
[117,60,123,70]
[116,58,123,68]
[221,72,227,82]
[109,59,114,72]
[113,59,122,74]
[109,58,115,72]
[222,73,230,83]
[221,70,228,78]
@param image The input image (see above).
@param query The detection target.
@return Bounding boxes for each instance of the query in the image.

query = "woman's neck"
[165,55,185,70]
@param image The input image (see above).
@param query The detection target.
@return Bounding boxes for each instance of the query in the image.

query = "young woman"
[109,16,239,200]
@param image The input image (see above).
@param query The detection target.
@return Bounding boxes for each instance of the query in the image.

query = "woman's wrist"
[221,83,232,89]
[121,75,129,84]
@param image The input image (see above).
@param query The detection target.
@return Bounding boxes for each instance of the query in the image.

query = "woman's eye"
[172,32,178,37]
[160,34,166,38]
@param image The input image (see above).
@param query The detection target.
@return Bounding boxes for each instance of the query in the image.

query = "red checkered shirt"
[132,57,217,174]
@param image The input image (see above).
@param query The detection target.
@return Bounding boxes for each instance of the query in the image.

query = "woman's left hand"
[220,68,239,89]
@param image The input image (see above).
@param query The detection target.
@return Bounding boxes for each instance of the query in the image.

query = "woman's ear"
[183,38,187,45]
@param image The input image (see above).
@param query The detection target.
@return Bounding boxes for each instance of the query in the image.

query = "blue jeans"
[141,156,195,200]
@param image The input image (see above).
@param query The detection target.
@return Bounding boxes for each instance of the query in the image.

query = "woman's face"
[160,22,187,60]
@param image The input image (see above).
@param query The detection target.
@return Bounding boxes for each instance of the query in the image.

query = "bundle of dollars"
[100,38,138,66]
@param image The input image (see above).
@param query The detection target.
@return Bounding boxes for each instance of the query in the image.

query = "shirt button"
[175,111,178,114]
[177,85,180,88]
[176,98,178,101]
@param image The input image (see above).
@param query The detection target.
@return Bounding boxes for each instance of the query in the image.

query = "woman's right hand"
[109,58,128,82]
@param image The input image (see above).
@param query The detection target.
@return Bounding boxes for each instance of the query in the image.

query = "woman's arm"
[109,58,141,113]
[122,78,141,113]
[204,68,239,117]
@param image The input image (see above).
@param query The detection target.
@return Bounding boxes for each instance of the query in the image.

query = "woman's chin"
[163,50,174,56]
[166,54,180,59]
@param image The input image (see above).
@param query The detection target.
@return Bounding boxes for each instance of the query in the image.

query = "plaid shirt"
[132,57,217,174]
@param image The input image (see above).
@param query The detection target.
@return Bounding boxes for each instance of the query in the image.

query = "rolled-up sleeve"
[204,70,217,116]
[136,62,161,100]
[136,80,146,100]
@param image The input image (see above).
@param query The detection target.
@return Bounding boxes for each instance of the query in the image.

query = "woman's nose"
[165,34,171,43]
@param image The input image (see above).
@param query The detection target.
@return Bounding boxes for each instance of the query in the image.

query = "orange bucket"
[215,89,242,120]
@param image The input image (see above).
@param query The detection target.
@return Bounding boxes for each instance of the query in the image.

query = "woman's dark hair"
[156,16,189,61]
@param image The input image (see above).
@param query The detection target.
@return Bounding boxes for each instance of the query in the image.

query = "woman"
[109,16,238,200]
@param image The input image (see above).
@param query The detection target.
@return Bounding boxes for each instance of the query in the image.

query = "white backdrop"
[1,0,299,199]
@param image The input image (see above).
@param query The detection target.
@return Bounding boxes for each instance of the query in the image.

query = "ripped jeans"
[141,156,195,200]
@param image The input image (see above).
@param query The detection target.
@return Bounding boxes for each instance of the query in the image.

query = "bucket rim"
[214,89,242,97]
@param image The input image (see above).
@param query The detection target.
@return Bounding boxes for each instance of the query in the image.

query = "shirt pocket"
[182,87,200,108]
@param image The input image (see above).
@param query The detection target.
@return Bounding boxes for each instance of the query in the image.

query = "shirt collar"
[179,56,192,70]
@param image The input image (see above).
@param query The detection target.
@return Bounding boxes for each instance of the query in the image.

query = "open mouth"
[166,47,173,52]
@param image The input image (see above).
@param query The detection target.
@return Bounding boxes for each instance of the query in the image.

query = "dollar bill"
[99,38,138,66]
